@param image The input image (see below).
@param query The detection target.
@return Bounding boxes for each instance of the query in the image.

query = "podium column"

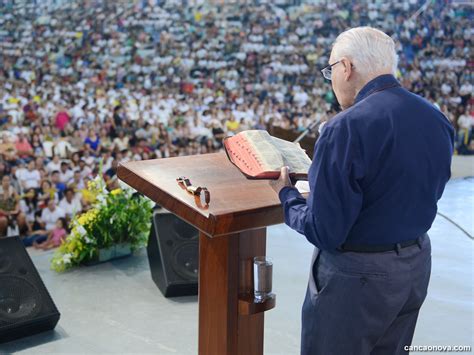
[198,228,274,355]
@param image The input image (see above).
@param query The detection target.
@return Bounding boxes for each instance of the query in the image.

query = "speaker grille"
[0,276,41,324]
[172,218,199,241]
[0,237,60,343]
[0,251,13,274]
[172,243,199,280]
[147,212,199,297]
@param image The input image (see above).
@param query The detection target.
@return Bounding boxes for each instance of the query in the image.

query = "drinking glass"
[253,256,273,303]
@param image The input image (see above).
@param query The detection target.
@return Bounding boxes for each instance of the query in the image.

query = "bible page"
[270,137,312,174]
[243,130,284,171]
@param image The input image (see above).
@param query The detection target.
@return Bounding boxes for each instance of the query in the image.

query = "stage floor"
[1,178,473,355]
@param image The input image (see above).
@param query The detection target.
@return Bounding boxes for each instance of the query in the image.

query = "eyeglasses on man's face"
[320,61,341,81]
[321,60,354,81]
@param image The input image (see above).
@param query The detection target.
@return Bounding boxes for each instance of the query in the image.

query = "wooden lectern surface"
[117,152,284,237]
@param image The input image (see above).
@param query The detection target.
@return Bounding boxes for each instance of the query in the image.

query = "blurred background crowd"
[0,0,472,240]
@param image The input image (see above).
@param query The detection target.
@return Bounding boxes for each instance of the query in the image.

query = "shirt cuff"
[278,186,303,203]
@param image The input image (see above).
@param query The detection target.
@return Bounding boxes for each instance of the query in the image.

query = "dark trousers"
[22,234,48,247]
[301,235,431,355]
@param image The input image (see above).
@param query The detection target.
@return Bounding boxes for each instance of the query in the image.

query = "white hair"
[332,27,398,77]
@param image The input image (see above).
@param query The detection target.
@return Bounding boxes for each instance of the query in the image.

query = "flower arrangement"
[51,177,153,272]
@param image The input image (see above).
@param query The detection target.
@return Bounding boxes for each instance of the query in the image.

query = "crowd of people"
[0,0,472,242]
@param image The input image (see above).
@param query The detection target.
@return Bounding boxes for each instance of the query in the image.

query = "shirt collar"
[354,74,401,104]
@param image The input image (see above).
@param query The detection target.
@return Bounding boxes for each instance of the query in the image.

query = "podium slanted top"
[117,152,284,237]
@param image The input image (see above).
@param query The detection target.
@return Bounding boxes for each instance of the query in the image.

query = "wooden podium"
[117,153,284,355]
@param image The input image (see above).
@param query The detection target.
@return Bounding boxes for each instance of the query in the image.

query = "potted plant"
[51,178,152,272]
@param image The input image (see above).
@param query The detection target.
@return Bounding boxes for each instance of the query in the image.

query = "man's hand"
[270,166,292,195]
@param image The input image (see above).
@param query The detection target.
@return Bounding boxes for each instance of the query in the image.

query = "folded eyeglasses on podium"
[176,176,210,205]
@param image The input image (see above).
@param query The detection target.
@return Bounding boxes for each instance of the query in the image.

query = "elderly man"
[271,27,454,354]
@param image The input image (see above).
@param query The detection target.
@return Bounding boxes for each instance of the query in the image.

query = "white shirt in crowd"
[113,137,129,151]
[294,91,309,107]
[15,167,27,181]
[19,200,35,223]
[19,169,41,190]
[46,160,62,173]
[59,197,82,217]
[55,140,75,158]
[75,166,92,179]
[41,206,66,231]
[458,114,473,130]
[59,169,74,184]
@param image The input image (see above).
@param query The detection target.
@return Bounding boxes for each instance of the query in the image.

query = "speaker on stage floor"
[147,211,199,298]
[0,237,60,344]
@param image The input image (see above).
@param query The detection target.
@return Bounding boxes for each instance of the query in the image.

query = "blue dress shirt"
[279,74,454,251]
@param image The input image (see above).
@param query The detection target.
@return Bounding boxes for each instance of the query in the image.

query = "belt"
[339,235,425,253]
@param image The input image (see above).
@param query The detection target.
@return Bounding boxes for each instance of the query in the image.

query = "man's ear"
[341,57,353,81]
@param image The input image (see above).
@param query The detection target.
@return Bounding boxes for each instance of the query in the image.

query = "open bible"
[223,130,312,179]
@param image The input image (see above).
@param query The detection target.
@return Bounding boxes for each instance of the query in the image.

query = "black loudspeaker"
[0,237,60,343]
[147,211,199,297]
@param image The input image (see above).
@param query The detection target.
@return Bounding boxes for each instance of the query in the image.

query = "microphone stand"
[293,119,322,144]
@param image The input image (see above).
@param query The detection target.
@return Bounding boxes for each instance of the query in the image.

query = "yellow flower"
[81,189,96,203]
[111,188,122,196]
[67,241,75,253]
[78,215,87,225]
